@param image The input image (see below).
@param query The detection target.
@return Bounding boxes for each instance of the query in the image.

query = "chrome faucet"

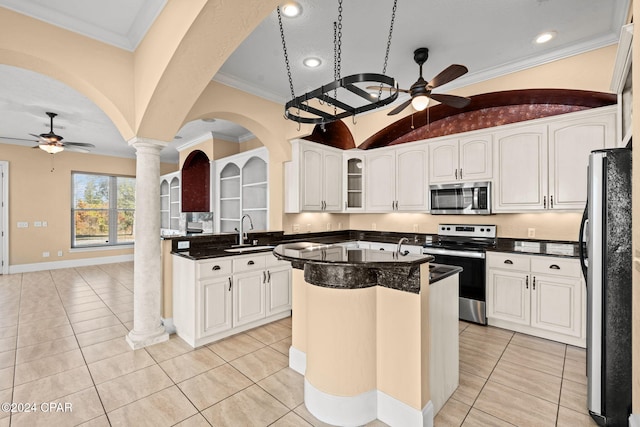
[238,214,254,245]
[397,237,409,256]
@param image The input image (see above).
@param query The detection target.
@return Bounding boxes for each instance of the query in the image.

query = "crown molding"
[610,23,633,94]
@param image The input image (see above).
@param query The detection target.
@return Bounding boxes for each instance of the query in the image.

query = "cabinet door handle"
[212,265,221,271]
[550,195,554,208]
[533,276,536,290]
[459,168,462,179]
[267,270,271,283]
[549,264,560,270]
[543,196,547,209]
[504,259,513,265]
[345,201,347,210]
[525,276,529,289]
[455,169,458,180]
[379,248,385,251]
[247,260,255,265]
[263,271,266,283]
[228,277,232,291]
[395,200,398,210]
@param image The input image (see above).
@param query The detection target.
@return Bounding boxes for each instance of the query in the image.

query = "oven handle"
[422,247,485,259]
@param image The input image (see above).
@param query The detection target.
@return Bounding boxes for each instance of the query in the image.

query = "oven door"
[423,248,487,324]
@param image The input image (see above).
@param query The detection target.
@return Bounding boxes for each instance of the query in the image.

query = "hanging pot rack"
[278,0,399,125]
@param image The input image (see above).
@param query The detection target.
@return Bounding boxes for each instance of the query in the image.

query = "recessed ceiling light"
[174,135,183,140]
[535,31,556,44]
[281,2,302,18]
[303,57,321,68]
[201,118,216,123]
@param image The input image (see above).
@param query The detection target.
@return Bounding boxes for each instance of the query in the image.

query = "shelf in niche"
[242,181,267,188]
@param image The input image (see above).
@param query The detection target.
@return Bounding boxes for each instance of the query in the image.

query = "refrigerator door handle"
[579,201,589,283]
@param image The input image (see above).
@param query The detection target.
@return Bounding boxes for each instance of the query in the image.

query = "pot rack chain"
[279,0,400,124]
[379,0,398,100]
[277,7,296,103]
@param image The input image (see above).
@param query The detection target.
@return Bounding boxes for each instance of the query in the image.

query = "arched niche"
[181,150,210,212]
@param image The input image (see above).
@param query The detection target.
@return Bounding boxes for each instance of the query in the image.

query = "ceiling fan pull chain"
[277,7,296,104]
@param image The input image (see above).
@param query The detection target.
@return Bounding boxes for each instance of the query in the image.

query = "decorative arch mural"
[181,150,210,212]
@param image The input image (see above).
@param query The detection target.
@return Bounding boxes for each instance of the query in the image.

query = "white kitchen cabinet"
[285,140,343,212]
[266,265,292,316]
[233,270,266,327]
[486,252,585,347]
[343,152,365,212]
[429,134,492,184]
[160,171,181,231]
[215,147,268,232]
[548,109,616,209]
[493,107,616,212]
[201,276,232,336]
[365,143,428,212]
[493,124,548,211]
[173,251,291,348]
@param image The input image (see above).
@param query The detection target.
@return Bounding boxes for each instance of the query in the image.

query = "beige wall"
[1,143,137,266]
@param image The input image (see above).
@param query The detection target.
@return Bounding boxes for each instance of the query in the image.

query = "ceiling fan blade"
[429,93,471,108]
[428,64,468,89]
[365,85,410,94]
[387,98,412,116]
[62,146,90,153]
[0,136,37,142]
[63,142,95,148]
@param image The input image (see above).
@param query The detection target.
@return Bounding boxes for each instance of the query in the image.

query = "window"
[72,172,135,247]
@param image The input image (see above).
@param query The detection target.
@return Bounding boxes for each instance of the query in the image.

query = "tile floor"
[0,263,596,426]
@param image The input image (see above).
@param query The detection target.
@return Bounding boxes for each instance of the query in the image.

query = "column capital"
[127,136,168,152]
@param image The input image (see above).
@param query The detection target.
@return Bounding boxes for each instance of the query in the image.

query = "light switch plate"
[17,222,28,228]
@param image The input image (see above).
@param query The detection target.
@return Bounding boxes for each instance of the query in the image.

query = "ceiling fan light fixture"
[39,144,64,154]
[411,95,430,111]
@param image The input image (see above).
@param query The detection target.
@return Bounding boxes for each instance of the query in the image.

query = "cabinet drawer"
[531,256,581,278]
[233,255,266,273]
[197,259,233,279]
[487,253,530,271]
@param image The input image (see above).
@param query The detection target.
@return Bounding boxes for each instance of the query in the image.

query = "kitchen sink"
[224,245,275,253]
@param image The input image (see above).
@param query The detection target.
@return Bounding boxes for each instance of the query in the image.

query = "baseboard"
[487,317,586,348]
[378,391,433,427]
[304,378,377,427]
[289,345,306,375]
[8,254,134,274]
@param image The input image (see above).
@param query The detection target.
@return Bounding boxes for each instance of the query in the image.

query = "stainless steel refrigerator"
[579,148,632,427]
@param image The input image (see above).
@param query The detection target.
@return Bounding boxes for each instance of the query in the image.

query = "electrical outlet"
[34,221,42,227]
[528,228,536,238]
[17,222,28,228]
[42,251,50,258]
[338,222,342,230]
[371,223,377,230]
[292,223,300,232]
[42,221,47,227]
[326,223,331,231]
[57,250,63,257]
[413,224,419,232]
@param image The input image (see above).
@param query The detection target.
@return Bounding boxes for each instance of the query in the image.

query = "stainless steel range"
[422,224,496,325]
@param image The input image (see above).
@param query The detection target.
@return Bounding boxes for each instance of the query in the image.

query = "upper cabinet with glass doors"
[343,152,365,212]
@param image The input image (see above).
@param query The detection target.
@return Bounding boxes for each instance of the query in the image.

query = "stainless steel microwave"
[429,181,491,215]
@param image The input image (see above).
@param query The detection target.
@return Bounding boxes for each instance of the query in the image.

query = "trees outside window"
[72,173,135,247]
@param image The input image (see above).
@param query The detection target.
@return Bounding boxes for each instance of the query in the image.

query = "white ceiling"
[0,0,631,164]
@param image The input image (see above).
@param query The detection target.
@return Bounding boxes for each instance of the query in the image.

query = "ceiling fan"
[368,47,471,115]
[0,112,96,154]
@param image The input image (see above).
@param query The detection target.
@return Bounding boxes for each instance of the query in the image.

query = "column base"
[126,325,169,349]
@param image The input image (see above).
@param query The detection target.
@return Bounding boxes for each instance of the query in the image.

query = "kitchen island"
[273,242,461,427]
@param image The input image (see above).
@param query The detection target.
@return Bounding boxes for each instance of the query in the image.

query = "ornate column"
[126,137,170,349]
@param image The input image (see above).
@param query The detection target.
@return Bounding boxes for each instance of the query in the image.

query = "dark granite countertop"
[273,242,439,294]
[488,238,581,258]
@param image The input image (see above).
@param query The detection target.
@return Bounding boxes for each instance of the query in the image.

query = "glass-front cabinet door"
[344,153,365,212]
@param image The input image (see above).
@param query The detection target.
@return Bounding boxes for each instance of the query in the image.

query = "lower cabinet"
[486,252,585,347]
[173,252,292,348]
